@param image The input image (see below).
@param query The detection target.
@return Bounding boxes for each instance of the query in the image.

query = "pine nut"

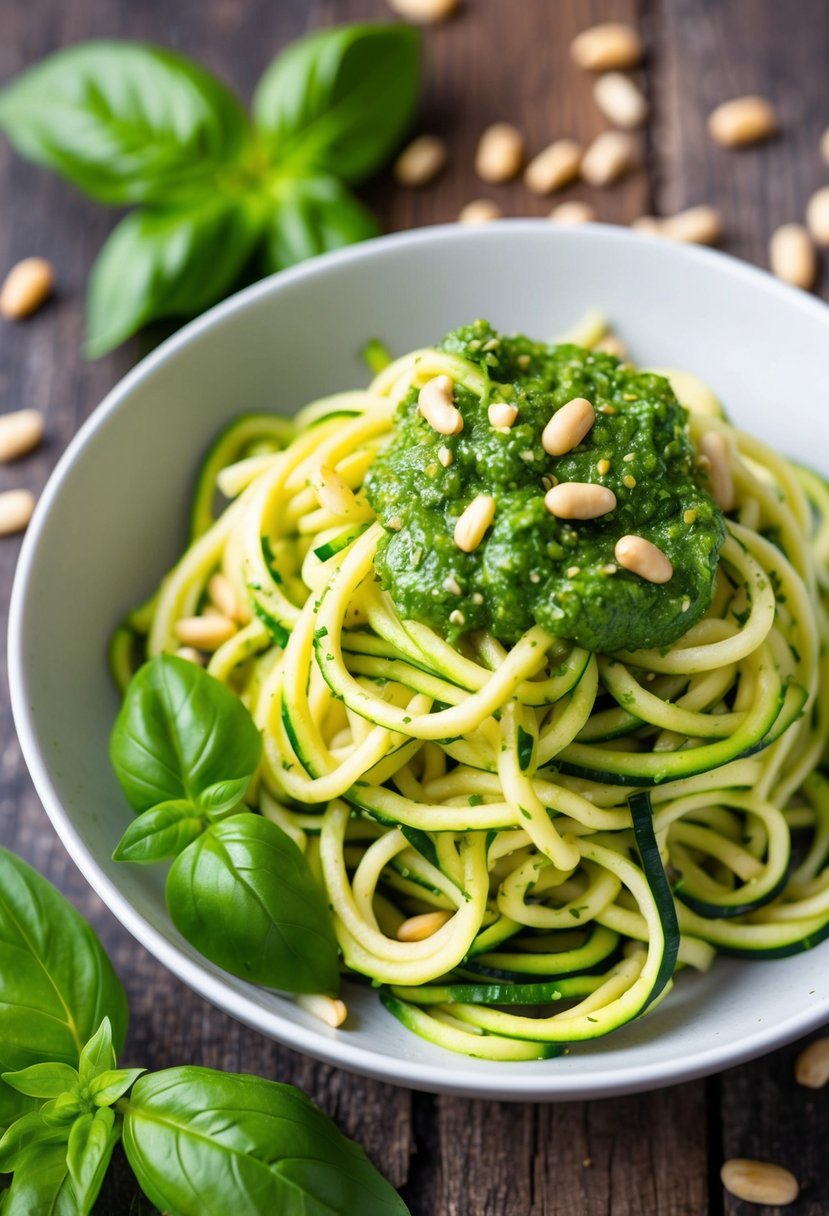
[393,135,447,186]
[0,257,54,320]
[708,96,778,147]
[570,22,644,71]
[0,409,44,462]
[549,200,596,225]
[458,198,503,225]
[454,493,496,552]
[437,446,453,467]
[174,614,236,650]
[795,1036,829,1088]
[387,0,458,21]
[208,572,249,623]
[581,131,639,186]
[594,334,628,358]
[418,375,463,435]
[488,402,518,428]
[806,186,829,245]
[0,488,35,535]
[475,123,525,183]
[175,647,206,665]
[397,910,453,941]
[296,993,348,1027]
[545,482,616,520]
[822,127,829,165]
[699,431,735,511]
[769,223,817,290]
[636,206,723,246]
[632,215,663,236]
[615,535,673,583]
[720,1159,798,1206]
[315,464,359,515]
[593,73,648,129]
[524,140,582,196]
[542,397,596,456]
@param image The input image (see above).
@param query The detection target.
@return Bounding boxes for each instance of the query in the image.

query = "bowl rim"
[10,219,829,1101]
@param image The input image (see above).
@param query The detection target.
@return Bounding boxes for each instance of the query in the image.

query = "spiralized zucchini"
[114,325,829,1061]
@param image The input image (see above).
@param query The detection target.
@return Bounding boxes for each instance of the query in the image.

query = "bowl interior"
[11,222,829,1100]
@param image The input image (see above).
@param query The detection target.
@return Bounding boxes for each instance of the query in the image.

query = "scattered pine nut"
[443,575,462,595]
[208,571,249,623]
[524,140,582,196]
[542,397,596,456]
[708,96,778,147]
[635,206,723,246]
[174,614,236,651]
[615,535,673,583]
[597,458,611,475]
[593,72,648,129]
[795,1037,829,1088]
[386,0,458,22]
[0,257,54,320]
[0,409,44,462]
[397,910,453,941]
[570,22,644,71]
[296,993,348,1027]
[549,200,596,225]
[720,1159,799,1206]
[806,186,829,245]
[175,647,206,665]
[545,482,616,520]
[488,402,518,428]
[393,135,447,187]
[769,223,817,290]
[448,608,465,626]
[581,131,639,186]
[458,198,503,225]
[632,215,664,236]
[418,375,463,435]
[454,493,496,552]
[437,445,453,467]
[699,431,735,511]
[0,488,35,536]
[315,464,359,516]
[475,123,525,183]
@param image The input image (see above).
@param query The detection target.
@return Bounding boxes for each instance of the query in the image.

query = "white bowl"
[10,222,829,1101]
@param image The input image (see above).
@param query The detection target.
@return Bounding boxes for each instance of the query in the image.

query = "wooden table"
[2,1,828,1211]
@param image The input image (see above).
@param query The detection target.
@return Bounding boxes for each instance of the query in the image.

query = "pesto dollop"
[365,322,725,653]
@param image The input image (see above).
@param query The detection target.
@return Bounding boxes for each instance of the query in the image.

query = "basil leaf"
[85,196,261,358]
[166,814,340,995]
[253,24,420,183]
[0,1110,68,1173]
[122,1067,410,1216]
[0,849,128,1088]
[0,41,249,205]
[110,655,261,815]
[89,1068,145,1108]
[113,801,207,863]
[67,1107,119,1215]
[78,1019,115,1084]
[1,1063,79,1100]
[1,1142,78,1216]
[263,175,378,273]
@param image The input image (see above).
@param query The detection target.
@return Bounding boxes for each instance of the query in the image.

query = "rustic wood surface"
[1,0,828,1212]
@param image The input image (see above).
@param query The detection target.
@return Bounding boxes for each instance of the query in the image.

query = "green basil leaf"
[253,24,420,184]
[166,814,340,995]
[110,655,261,815]
[1,1142,78,1216]
[262,175,378,273]
[42,1093,86,1127]
[1,1063,79,1100]
[0,849,128,1083]
[0,1088,38,1136]
[85,196,261,358]
[0,41,249,205]
[0,1110,68,1173]
[67,1107,119,1215]
[113,800,207,863]
[89,1068,145,1108]
[78,1019,115,1084]
[122,1067,410,1216]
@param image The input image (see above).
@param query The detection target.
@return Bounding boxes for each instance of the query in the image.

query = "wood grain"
[1,0,828,1212]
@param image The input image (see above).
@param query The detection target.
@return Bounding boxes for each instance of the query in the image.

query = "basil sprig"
[0,847,408,1215]
[0,25,420,356]
[110,655,340,995]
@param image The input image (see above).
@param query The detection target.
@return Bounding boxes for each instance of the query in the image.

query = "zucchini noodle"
[112,322,829,1061]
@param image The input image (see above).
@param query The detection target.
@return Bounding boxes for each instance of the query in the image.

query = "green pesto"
[364,321,726,653]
